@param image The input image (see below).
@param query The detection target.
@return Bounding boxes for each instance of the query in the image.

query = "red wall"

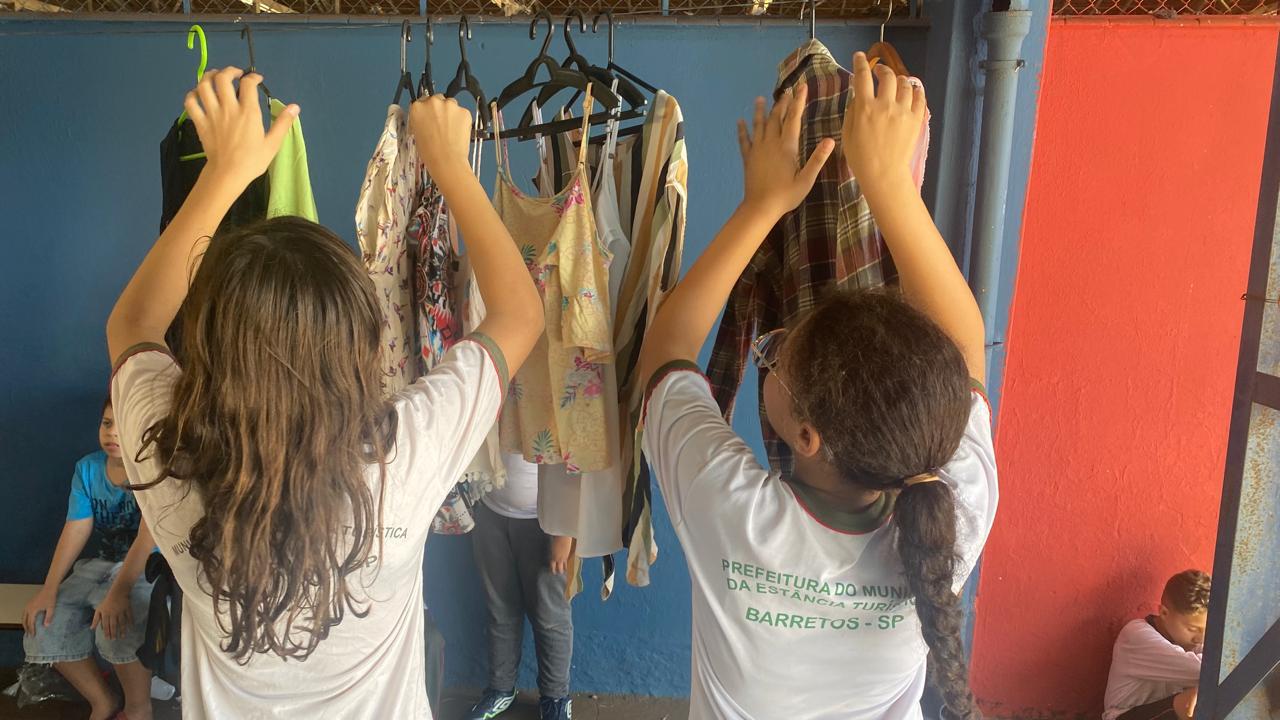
[972,21,1277,718]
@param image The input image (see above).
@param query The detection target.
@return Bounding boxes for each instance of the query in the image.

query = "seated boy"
[1104,569,1210,720]
[22,397,157,720]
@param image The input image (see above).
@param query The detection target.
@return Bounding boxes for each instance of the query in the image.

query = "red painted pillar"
[971,20,1277,718]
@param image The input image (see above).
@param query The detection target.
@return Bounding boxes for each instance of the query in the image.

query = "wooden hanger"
[867,1,909,76]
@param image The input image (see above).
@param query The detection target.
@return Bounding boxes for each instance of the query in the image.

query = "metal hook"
[419,11,435,96]
[591,10,615,63]
[564,9,586,58]
[236,20,272,97]
[880,0,893,44]
[458,15,473,67]
[400,19,412,76]
[239,24,259,74]
[530,10,555,57]
[807,0,817,39]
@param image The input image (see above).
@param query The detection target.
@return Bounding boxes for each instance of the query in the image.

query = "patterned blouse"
[493,99,616,474]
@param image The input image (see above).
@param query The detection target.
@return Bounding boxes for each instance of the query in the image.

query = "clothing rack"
[0,0,928,32]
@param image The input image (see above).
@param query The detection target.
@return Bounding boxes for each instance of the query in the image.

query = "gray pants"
[472,502,573,698]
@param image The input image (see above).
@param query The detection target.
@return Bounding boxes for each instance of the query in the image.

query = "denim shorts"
[23,557,154,666]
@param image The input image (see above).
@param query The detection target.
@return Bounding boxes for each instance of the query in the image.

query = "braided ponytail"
[786,288,979,718]
[896,480,978,720]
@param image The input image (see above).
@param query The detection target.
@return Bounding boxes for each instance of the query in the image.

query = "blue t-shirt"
[67,451,141,562]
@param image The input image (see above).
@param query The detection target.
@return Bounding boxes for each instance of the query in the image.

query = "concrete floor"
[0,667,689,720]
[0,692,687,720]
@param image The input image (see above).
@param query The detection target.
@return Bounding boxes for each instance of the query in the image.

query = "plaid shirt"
[705,40,929,475]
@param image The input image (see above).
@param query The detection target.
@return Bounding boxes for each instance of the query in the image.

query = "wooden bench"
[0,584,43,631]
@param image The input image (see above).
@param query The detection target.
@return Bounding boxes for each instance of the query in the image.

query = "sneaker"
[465,688,517,720]
[539,696,573,720]
[151,676,177,701]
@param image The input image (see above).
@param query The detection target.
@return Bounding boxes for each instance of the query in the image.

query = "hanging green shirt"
[267,98,318,222]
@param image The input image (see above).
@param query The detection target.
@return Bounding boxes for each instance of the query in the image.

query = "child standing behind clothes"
[1104,570,1210,720]
[23,397,156,720]
[468,454,575,720]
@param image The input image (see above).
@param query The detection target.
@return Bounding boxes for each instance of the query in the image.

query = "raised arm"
[409,96,544,373]
[106,68,296,364]
[842,53,986,383]
[638,86,834,385]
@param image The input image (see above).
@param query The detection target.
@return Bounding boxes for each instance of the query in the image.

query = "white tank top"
[482,454,539,519]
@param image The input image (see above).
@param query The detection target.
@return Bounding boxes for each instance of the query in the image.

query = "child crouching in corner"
[1104,569,1210,720]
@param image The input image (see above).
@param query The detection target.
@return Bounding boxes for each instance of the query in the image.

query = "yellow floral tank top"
[493,97,615,473]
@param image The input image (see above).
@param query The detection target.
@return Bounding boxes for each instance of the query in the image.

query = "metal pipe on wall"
[969,0,1031,366]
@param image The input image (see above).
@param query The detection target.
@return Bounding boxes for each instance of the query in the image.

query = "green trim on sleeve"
[468,333,509,394]
[641,360,706,427]
[970,378,989,402]
[112,342,174,378]
[644,360,704,400]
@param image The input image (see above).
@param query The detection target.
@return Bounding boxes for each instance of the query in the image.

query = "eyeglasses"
[751,328,787,372]
[752,328,836,462]
[751,329,797,401]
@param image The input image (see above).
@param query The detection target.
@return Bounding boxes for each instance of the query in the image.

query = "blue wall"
[0,19,933,695]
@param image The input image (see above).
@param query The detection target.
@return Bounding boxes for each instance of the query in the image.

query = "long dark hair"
[786,288,978,720]
[137,216,395,663]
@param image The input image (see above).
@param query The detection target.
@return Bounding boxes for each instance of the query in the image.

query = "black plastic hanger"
[594,10,658,95]
[417,13,435,97]
[445,16,492,130]
[494,11,620,119]
[393,20,417,106]
[237,23,273,100]
[523,9,646,127]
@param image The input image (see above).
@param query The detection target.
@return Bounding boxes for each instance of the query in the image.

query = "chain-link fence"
[0,0,912,17]
[1054,0,1277,14]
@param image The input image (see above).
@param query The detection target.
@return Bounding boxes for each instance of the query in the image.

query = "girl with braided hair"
[637,53,997,719]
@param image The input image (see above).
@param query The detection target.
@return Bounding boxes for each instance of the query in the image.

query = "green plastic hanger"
[189,25,208,81]
[177,25,207,126]
[178,25,209,161]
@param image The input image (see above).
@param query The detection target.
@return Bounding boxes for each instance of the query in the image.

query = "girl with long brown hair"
[637,54,997,719]
[106,68,543,717]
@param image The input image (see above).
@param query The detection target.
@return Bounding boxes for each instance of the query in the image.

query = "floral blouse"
[492,102,615,473]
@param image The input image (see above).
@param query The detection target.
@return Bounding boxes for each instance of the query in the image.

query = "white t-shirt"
[483,453,539,520]
[642,365,998,720]
[111,338,505,720]
[1103,618,1202,720]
